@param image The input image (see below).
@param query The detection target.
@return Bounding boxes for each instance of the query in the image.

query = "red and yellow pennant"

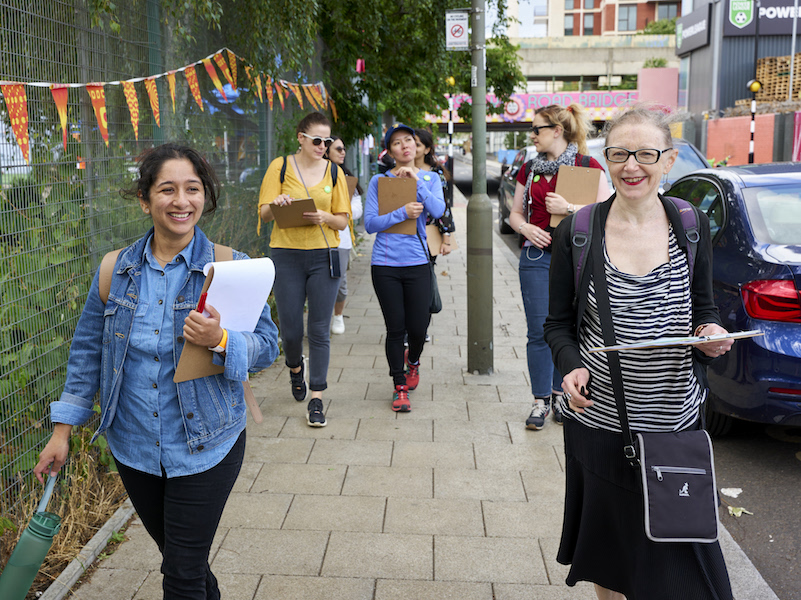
[226,49,238,90]
[167,70,177,112]
[316,83,328,109]
[184,65,204,111]
[202,58,227,101]
[302,85,320,111]
[144,77,160,127]
[86,84,109,146]
[275,82,286,110]
[244,66,262,103]
[1,84,30,163]
[283,81,304,109]
[122,80,140,140]
[329,96,338,122]
[50,85,69,151]
[264,76,273,110]
[214,52,234,91]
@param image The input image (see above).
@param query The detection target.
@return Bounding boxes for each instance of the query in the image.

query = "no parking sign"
[446,10,469,50]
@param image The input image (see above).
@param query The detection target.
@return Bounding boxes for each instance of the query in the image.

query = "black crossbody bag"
[590,230,719,544]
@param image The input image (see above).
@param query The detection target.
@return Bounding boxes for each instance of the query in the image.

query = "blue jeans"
[519,246,562,397]
[272,248,340,391]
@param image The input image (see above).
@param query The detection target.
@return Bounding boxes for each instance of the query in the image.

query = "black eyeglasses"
[604,147,673,164]
[531,124,557,135]
[301,132,333,147]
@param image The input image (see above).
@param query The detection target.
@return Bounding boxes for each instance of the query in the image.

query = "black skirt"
[558,418,733,600]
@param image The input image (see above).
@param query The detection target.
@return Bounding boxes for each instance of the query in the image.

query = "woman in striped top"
[544,105,734,600]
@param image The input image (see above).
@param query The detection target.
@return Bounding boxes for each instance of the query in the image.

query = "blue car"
[665,164,801,435]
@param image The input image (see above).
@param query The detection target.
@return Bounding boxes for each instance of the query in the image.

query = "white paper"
[201,257,275,333]
[588,330,764,353]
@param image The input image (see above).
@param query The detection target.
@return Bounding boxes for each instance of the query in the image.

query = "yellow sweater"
[257,156,351,249]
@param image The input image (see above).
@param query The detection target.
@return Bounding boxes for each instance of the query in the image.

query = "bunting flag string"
[0,47,334,161]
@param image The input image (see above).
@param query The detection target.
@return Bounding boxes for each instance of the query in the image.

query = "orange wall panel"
[706,115,775,166]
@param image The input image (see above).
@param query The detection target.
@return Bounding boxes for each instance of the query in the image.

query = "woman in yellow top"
[258,112,351,427]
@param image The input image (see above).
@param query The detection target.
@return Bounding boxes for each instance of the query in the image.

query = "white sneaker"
[331,314,345,334]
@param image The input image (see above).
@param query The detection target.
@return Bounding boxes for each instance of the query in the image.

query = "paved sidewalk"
[66,189,777,600]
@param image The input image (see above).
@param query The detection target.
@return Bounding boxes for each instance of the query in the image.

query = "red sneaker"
[404,349,420,391]
[392,385,411,412]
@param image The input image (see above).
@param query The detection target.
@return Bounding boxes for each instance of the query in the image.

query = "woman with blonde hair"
[509,103,609,431]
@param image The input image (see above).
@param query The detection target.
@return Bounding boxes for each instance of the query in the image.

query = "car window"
[743,184,801,245]
[667,145,708,182]
[510,149,527,175]
[672,179,723,238]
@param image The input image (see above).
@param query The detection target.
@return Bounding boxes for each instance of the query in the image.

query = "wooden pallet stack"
[754,53,801,102]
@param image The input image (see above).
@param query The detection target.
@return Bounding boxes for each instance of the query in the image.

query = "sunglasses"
[300,132,333,147]
[604,147,673,164]
[331,146,346,153]
[531,124,557,135]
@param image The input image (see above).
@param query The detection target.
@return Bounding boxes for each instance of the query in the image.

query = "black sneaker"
[290,358,307,402]
[552,393,564,425]
[306,397,327,427]
[525,397,551,430]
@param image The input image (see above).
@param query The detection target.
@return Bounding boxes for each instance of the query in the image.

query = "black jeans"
[115,431,245,600]
[371,264,431,386]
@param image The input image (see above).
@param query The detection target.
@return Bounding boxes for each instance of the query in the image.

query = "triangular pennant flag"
[245,66,263,103]
[254,74,263,104]
[264,76,273,110]
[302,85,320,111]
[1,84,30,163]
[184,65,204,111]
[275,82,285,110]
[167,71,177,112]
[226,49,238,90]
[50,85,69,151]
[285,81,304,109]
[122,80,140,141]
[308,84,325,110]
[86,84,110,146]
[144,77,160,127]
[202,58,227,101]
[213,53,235,91]
[317,83,329,109]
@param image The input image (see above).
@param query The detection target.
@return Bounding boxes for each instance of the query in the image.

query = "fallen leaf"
[727,506,753,517]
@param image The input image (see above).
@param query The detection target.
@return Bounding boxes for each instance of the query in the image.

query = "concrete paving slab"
[391,441,476,469]
[434,535,548,584]
[252,463,347,495]
[434,383,500,403]
[244,436,314,463]
[218,492,292,529]
[96,522,160,570]
[468,401,539,423]
[435,468,527,501]
[307,438,393,466]
[374,579,492,600]
[279,416,359,439]
[385,497,484,536]
[473,441,562,472]
[69,568,148,600]
[482,500,565,538]
[393,398,470,421]
[282,494,386,532]
[493,582,598,599]
[342,464,433,498]
[213,528,329,575]
[322,531,433,579]
[253,575,376,600]
[131,571,163,600]
[233,461,262,493]
[355,418,433,442]
[433,419,512,443]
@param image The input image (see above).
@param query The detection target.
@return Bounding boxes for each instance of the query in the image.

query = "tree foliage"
[641,17,676,35]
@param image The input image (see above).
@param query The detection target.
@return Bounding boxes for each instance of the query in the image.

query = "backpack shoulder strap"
[579,153,590,167]
[214,243,233,262]
[280,156,288,184]
[570,203,598,293]
[330,162,338,187]
[98,249,123,304]
[664,196,699,281]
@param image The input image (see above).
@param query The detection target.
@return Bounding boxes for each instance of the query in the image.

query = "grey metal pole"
[447,94,454,207]
[790,0,799,101]
[467,0,493,374]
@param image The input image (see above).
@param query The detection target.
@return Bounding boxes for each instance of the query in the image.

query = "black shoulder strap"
[330,162,338,187]
[280,156,288,184]
[580,153,590,167]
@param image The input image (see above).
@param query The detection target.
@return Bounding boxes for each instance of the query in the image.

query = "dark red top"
[516,154,605,232]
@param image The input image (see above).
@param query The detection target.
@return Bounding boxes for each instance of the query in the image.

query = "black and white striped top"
[567,227,705,433]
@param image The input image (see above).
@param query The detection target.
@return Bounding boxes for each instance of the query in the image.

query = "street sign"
[446,11,469,51]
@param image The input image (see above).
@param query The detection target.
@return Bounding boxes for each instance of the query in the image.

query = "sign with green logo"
[676,22,684,49]
[729,0,754,28]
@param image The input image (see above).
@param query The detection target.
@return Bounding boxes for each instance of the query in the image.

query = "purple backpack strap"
[570,203,597,292]
[664,196,699,282]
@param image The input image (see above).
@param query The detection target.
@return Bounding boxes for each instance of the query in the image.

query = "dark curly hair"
[122,143,220,215]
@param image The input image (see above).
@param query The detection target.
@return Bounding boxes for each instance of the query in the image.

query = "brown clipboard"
[426,224,458,255]
[345,175,358,199]
[173,265,263,423]
[270,198,316,229]
[377,177,417,235]
[550,165,602,227]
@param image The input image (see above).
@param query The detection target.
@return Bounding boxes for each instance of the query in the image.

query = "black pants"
[371,264,431,386]
[115,431,245,600]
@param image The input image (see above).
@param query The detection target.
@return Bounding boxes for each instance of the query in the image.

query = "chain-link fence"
[0,0,302,512]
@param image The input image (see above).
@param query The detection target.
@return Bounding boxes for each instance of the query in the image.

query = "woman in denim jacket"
[35,144,279,600]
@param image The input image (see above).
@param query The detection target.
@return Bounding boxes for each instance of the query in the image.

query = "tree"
[641,17,676,35]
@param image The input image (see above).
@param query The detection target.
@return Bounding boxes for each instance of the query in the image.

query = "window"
[584,0,594,8]
[618,5,637,31]
[565,0,574,10]
[565,14,574,36]
[584,13,594,35]
[658,3,679,20]
[532,0,548,17]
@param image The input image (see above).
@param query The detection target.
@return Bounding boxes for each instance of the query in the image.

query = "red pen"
[196,292,208,314]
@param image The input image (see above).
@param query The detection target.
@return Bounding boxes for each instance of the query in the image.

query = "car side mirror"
[500,164,509,175]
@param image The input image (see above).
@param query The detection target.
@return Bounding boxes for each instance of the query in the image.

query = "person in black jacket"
[543,104,734,600]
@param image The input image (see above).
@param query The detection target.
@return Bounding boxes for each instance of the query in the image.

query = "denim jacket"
[50,227,279,455]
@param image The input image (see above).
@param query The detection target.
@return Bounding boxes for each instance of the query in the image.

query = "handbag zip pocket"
[651,466,707,481]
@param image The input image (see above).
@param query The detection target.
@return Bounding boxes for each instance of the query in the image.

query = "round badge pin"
[533,175,541,183]
[324,185,332,193]
[424,175,431,181]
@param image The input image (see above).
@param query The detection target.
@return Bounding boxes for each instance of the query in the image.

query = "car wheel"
[499,209,514,234]
[704,396,734,437]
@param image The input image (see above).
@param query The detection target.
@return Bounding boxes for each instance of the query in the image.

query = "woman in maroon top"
[509,103,609,431]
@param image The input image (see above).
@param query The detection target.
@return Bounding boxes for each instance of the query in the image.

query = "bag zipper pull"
[653,466,663,481]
